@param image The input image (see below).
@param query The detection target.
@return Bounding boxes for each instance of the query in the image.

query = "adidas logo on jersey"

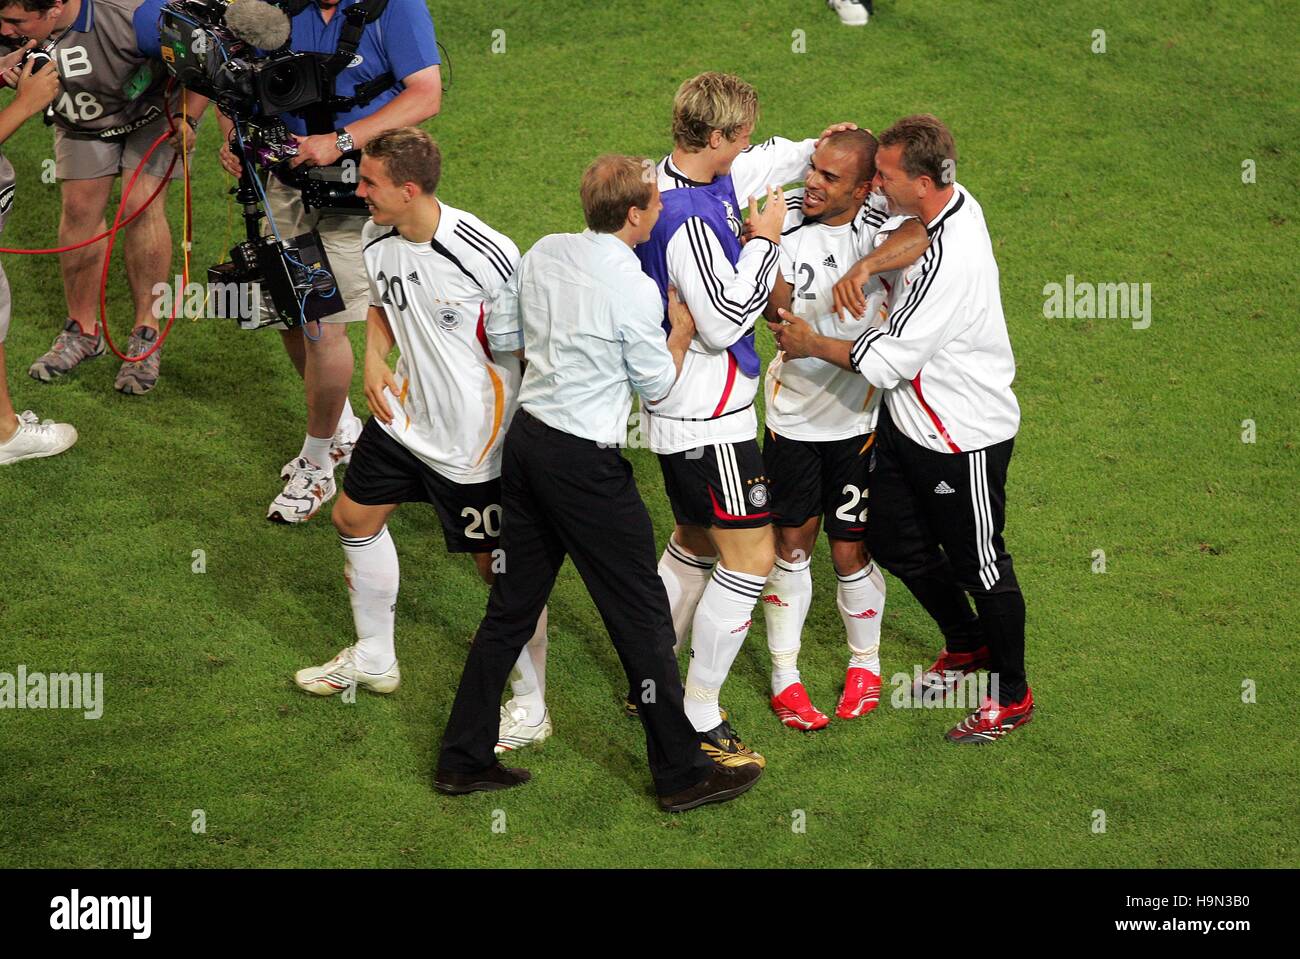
[823,254,838,268]
[406,271,421,285]
[934,481,956,495]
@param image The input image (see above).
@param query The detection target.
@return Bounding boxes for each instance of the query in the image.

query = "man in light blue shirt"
[436,155,763,813]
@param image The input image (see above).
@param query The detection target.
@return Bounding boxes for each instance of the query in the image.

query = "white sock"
[683,563,765,731]
[764,556,812,695]
[301,433,333,471]
[340,527,399,674]
[657,536,717,655]
[838,561,886,674]
[508,607,549,725]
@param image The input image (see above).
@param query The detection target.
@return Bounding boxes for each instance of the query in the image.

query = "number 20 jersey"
[362,204,522,485]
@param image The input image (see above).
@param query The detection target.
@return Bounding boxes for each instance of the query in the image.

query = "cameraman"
[1,0,209,395]
[216,0,442,524]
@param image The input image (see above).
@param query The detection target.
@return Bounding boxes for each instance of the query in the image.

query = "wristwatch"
[335,128,355,153]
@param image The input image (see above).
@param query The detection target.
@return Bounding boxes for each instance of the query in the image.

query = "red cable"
[0,172,173,254]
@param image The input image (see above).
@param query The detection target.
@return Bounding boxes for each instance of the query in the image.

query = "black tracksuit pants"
[437,410,713,796]
[866,405,1029,703]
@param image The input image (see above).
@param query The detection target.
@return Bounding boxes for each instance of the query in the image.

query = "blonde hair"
[671,72,759,151]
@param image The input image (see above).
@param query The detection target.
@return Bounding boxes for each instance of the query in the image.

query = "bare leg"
[302,321,353,440]
[59,176,116,335]
[120,173,171,332]
[0,343,16,440]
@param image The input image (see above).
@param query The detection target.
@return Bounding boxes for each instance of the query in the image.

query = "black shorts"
[762,429,875,541]
[342,418,502,553]
[657,439,771,530]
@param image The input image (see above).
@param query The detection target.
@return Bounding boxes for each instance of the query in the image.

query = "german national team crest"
[748,482,769,508]
[436,308,461,332]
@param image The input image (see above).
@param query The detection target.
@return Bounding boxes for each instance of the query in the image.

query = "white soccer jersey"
[362,203,522,484]
[764,190,898,442]
[643,136,815,454]
[850,184,1021,453]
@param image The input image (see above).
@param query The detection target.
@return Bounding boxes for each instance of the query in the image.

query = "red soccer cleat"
[914,645,992,696]
[945,687,1035,744]
[770,682,830,730]
[836,667,881,719]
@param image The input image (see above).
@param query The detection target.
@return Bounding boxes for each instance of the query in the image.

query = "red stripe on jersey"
[475,303,493,361]
[708,487,769,523]
[910,372,962,453]
[711,351,738,418]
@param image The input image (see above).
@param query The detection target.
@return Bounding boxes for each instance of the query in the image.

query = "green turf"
[0,0,1296,868]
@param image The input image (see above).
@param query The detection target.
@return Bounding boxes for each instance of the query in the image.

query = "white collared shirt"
[486,230,678,445]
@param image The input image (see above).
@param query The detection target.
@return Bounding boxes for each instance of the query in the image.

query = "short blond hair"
[671,72,759,151]
[363,127,442,195]
[580,155,656,233]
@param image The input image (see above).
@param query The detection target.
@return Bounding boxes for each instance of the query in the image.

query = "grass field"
[0,0,1296,869]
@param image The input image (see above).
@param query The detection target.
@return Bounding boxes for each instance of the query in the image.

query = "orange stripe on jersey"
[771,377,783,404]
[474,365,505,467]
[398,377,411,430]
[859,433,875,456]
[862,384,876,410]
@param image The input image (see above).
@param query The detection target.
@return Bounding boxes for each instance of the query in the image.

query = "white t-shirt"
[362,202,522,483]
[764,192,899,442]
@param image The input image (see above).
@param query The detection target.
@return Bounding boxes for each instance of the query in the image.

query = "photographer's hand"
[0,40,36,89]
[289,134,342,169]
[12,57,59,117]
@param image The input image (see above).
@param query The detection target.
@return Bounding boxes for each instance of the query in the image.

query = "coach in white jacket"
[771,114,1034,744]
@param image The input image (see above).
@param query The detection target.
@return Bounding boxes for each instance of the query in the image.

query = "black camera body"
[209,230,344,329]
[158,0,324,119]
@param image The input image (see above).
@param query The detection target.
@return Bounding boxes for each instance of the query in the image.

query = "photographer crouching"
[214,0,442,524]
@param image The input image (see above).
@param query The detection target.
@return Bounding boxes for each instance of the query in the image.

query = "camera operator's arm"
[0,59,60,143]
[363,305,402,426]
[166,88,210,156]
[288,65,441,169]
[216,111,242,178]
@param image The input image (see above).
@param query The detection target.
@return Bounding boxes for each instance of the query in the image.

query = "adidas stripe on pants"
[865,404,1028,703]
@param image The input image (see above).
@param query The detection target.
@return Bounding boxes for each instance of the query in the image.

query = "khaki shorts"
[261,175,369,327]
[54,115,186,181]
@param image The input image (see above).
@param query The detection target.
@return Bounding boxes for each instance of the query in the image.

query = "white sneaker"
[0,410,77,465]
[279,417,364,481]
[495,701,553,754]
[294,646,400,696]
[268,457,336,523]
[330,413,364,469]
[828,0,869,26]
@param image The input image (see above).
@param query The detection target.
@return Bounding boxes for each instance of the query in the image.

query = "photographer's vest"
[48,0,169,140]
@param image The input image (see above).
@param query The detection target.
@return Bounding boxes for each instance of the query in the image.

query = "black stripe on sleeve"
[453,222,513,285]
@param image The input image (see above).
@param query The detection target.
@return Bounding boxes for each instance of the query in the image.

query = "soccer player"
[292,128,550,755]
[4,0,208,394]
[759,129,928,729]
[771,115,1034,743]
[0,52,77,465]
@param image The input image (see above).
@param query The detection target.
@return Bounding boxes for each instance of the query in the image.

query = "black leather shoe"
[658,761,762,812]
[434,763,531,795]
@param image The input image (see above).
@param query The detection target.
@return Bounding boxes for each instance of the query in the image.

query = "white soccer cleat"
[268,457,336,523]
[0,410,77,466]
[495,701,552,754]
[828,0,869,26]
[294,646,400,696]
